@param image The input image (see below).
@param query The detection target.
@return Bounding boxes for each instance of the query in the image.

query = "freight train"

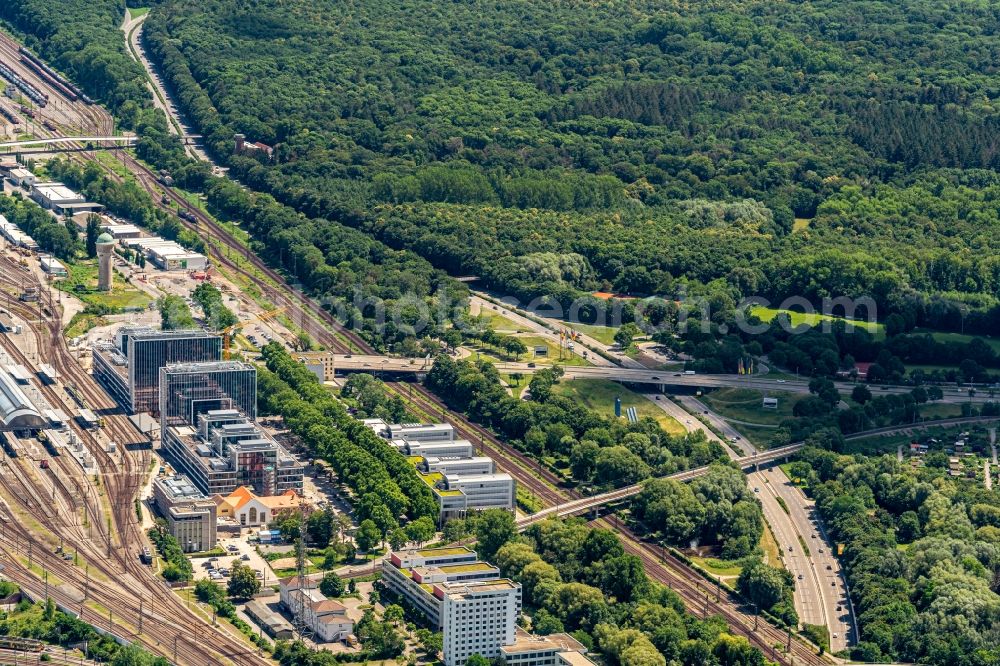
[19,47,93,104]
[0,61,47,107]
[0,101,20,125]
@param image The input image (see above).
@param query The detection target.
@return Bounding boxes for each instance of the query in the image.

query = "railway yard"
[0,25,851,666]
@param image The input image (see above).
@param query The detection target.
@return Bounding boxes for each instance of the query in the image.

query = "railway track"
[0,30,832,665]
[0,262,269,666]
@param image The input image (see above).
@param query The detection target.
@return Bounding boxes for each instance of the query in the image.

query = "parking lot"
[190,535,279,588]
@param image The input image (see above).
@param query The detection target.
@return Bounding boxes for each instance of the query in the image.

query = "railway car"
[19,105,35,119]
[139,547,153,565]
[20,48,83,102]
[42,119,56,131]
[0,103,20,125]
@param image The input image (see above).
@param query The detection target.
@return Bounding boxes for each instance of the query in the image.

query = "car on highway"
[776,379,786,383]
[651,375,660,380]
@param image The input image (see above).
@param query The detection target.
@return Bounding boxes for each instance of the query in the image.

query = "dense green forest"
[793,444,1000,665]
[133,0,1000,331]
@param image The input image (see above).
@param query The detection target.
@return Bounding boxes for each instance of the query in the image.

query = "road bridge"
[325,353,996,403]
[516,442,803,529]
[0,136,137,149]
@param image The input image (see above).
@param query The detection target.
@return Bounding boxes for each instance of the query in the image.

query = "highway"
[326,353,996,403]
[121,10,215,166]
[472,292,645,368]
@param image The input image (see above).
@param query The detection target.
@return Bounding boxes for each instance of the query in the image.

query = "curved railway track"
[0,31,831,664]
[0,262,270,666]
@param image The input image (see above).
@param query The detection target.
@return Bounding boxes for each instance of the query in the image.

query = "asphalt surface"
[689,398,857,653]
[329,353,994,403]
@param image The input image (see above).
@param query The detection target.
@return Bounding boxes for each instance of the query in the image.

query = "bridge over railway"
[0,136,137,149]
[0,135,202,150]
[516,442,804,529]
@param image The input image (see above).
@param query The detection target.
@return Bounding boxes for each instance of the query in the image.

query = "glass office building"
[159,361,257,430]
[93,326,222,415]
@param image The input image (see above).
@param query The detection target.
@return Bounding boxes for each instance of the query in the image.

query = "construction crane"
[221,306,285,359]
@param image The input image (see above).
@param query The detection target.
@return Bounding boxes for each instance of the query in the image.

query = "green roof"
[417,547,471,557]
[441,562,494,573]
[96,232,114,244]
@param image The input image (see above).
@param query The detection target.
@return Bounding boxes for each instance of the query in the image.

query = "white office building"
[422,456,495,476]
[389,422,454,442]
[442,579,521,666]
[400,439,476,458]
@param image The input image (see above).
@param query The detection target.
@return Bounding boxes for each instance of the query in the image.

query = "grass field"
[792,217,812,232]
[54,259,151,311]
[518,335,590,366]
[701,388,803,426]
[553,379,685,435]
[750,306,883,337]
[916,329,1000,354]
[474,310,524,333]
[64,311,109,338]
[563,321,619,346]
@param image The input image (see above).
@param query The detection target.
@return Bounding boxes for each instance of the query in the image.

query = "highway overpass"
[516,442,803,530]
[323,353,996,403]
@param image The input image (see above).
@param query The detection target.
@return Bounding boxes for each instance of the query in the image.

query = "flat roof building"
[159,361,257,429]
[397,440,476,458]
[92,326,222,415]
[421,456,495,477]
[162,409,303,497]
[442,579,521,666]
[382,547,505,630]
[501,632,596,666]
[244,600,295,640]
[101,223,142,239]
[7,168,35,187]
[29,182,101,215]
[388,422,455,443]
[0,216,38,250]
[39,255,67,277]
[152,474,217,553]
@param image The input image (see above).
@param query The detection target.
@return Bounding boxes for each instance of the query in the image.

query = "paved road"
[676,395,756,457]
[473,291,646,368]
[470,294,606,366]
[690,398,856,652]
[330,353,995,404]
[121,10,217,166]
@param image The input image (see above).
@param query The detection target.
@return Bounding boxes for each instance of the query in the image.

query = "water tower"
[96,232,115,292]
